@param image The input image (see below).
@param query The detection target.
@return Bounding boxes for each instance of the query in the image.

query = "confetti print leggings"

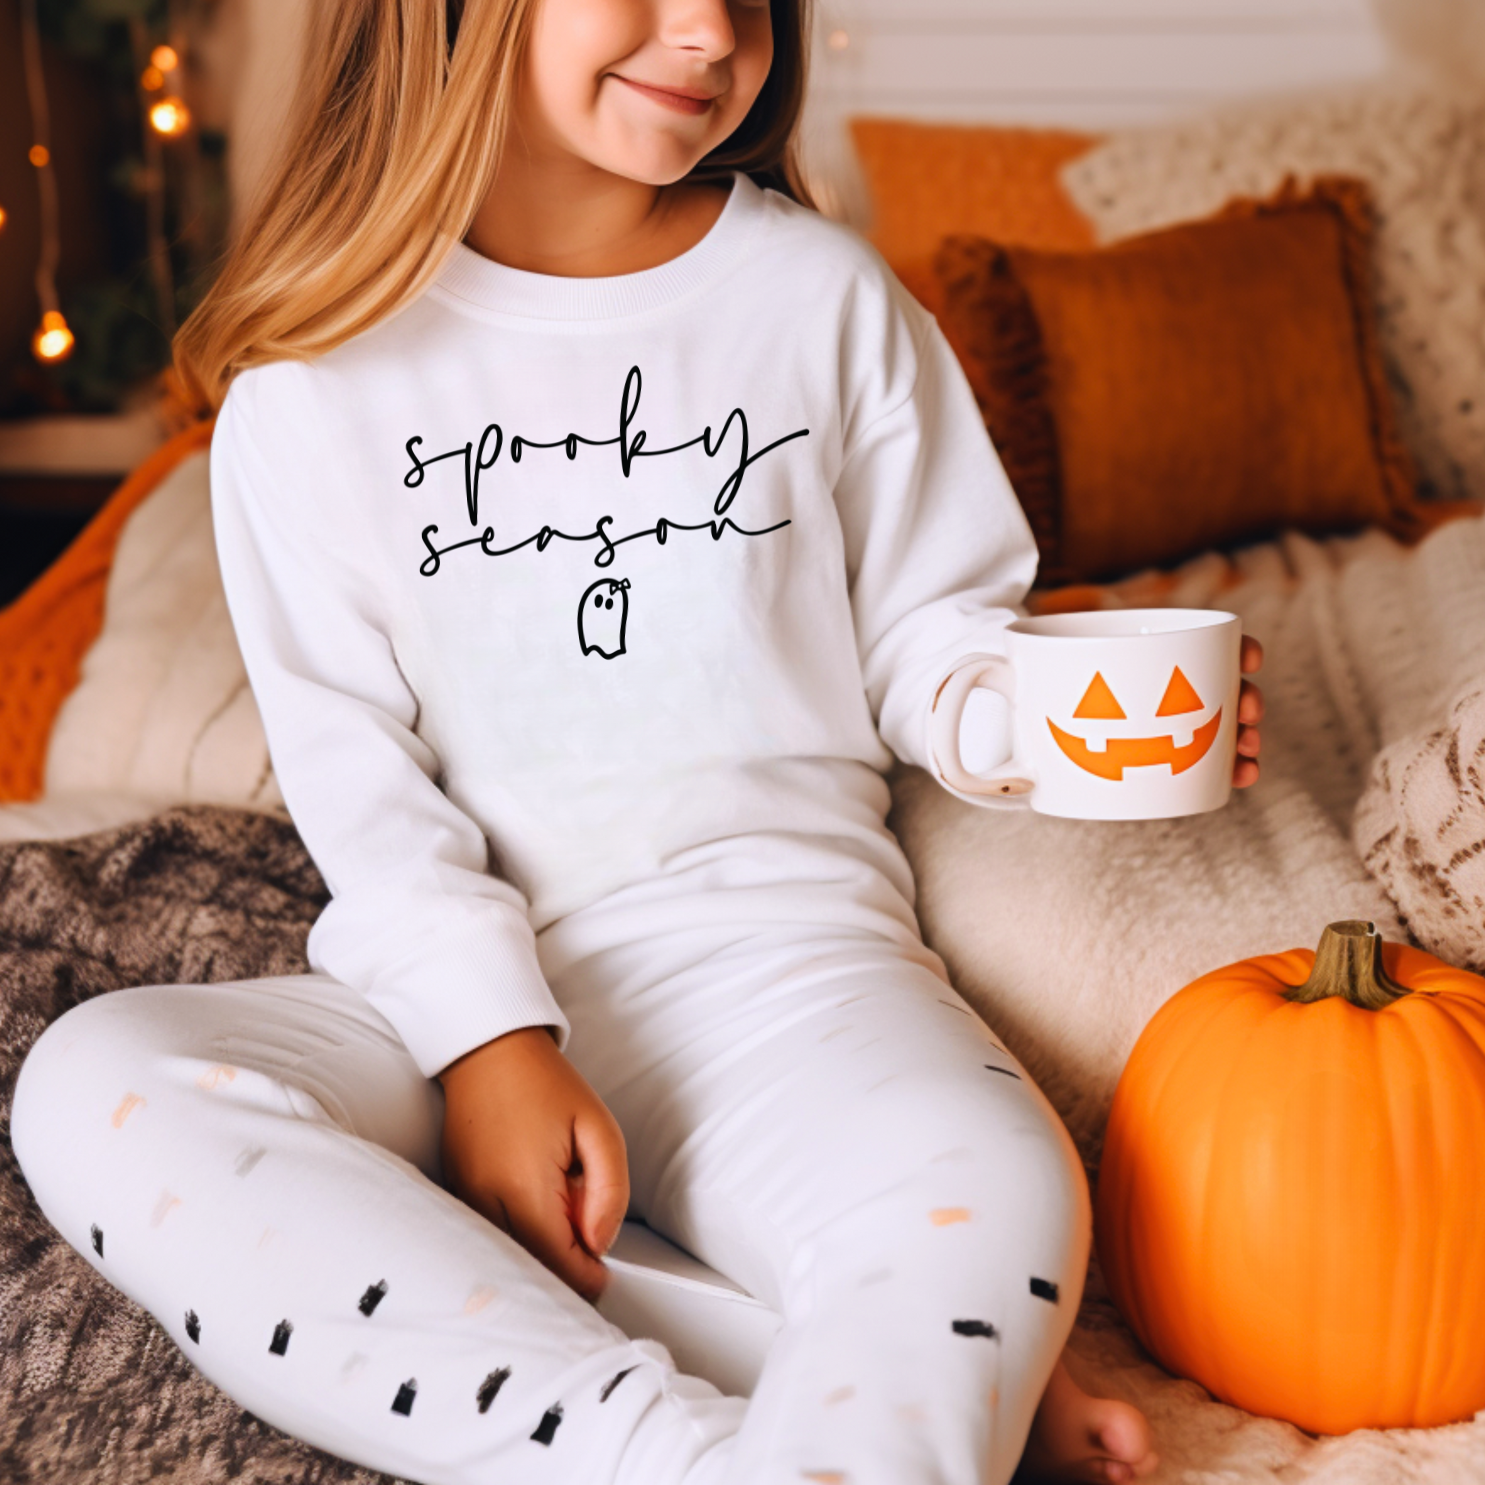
[13,926,1090,1485]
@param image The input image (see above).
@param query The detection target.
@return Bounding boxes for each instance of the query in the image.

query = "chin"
[601,146,712,188]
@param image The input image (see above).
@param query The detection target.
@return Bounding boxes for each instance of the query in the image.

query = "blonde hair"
[174,0,817,415]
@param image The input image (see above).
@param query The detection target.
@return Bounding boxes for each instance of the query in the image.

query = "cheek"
[526,0,638,112]
[728,16,775,115]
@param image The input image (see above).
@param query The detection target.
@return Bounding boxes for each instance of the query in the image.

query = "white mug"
[928,609,1243,821]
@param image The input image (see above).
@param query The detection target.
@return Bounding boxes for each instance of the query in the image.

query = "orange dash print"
[801,1473,847,1484]
[111,1092,146,1128]
[463,1285,499,1315]
[150,1190,182,1228]
[197,1064,238,1090]
[823,1385,855,1406]
[930,1207,972,1226]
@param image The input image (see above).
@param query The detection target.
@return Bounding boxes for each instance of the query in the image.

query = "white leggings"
[12,926,1089,1485]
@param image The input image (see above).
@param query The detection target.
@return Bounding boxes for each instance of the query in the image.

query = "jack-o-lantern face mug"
[928,609,1244,820]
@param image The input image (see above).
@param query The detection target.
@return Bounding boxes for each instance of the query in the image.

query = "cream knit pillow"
[45,452,284,812]
[1061,83,1485,506]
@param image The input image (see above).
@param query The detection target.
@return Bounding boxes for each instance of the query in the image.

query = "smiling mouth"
[1047,710,1223,781]
[614,76,718,115]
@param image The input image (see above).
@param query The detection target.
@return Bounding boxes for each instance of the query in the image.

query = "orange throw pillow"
[848,117,1097,316]
[935,178,1458,585]
[0,418,216,803]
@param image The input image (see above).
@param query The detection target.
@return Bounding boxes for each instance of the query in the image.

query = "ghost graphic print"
[579,577,630,658]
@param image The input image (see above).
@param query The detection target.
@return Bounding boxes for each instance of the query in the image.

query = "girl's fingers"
[1240,634,1264,674]
[571,1111,630,1262]
[456,1181,514,1239]
[1233,720,1261,786]
[485,1192,513,1238]
[505,1175,610,1303]
[1238,679,1264,725]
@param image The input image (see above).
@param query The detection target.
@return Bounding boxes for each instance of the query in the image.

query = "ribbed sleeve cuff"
[314,917,573,1079]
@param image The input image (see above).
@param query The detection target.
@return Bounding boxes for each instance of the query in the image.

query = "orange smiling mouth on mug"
[1047,667,1221,782]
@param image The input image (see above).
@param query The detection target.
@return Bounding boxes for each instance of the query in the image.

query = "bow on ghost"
[578,576,632,659]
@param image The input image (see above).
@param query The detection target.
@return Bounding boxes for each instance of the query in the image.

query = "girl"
[13,1,1263,1483]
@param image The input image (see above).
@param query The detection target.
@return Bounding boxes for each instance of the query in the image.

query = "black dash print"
[185,1309,201,1344]
[270,1319,293,1356]
[392,1378,418,1416]
[477,1366,512,1414]
[531,1403,564,1445]
[983,1064,1022,1080]
[599,1366,636,1402]
[952,1319,999,1340]
[1030,1278,1060,1304]
[90,1224,104,1258]
[937,999,973,1016]
[358,1279,388,1316]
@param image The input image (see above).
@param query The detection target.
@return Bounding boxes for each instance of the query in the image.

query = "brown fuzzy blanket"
[0,805,412,1485]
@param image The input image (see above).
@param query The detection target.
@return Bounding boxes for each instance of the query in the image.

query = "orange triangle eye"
[1156,666,1205,717]
[1073,672,1126,720]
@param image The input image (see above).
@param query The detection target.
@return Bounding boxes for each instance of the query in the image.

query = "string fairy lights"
[19,0,73,364]
[13,0,196,373]
[130,12,183,345]
[149,98,192,137]
[144,37,191,140]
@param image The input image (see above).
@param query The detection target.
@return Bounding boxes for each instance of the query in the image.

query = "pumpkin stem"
[1283,921,1410,1010]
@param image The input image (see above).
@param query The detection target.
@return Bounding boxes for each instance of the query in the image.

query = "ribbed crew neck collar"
[429,171,761,321]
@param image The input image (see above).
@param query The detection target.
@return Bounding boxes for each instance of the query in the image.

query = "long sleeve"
[209,377,570,1078]
[833,296,1040,792]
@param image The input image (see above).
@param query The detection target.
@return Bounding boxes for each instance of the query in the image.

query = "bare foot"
[1014,1354,1158,1484]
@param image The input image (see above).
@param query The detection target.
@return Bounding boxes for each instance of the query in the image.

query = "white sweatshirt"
[209,171,1038,1078]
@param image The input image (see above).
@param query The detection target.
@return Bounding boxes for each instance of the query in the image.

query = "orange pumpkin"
[1096,921,1485,1434]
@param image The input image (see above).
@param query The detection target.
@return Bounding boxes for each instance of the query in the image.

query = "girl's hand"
[1234,635,1264,789]
[437,1026,629,1303]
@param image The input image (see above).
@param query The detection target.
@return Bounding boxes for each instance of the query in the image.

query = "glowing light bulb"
[28,144,49,168]
[32,310,75,364]
[0,205,7,232]
[149,97,191,136]
[141,65,164,90]
[150,44,179,72]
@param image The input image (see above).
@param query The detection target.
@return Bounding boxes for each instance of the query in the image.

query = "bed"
[5,6,1485,1483]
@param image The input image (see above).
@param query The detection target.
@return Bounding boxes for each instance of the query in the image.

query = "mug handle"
[927,654,1035,806]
